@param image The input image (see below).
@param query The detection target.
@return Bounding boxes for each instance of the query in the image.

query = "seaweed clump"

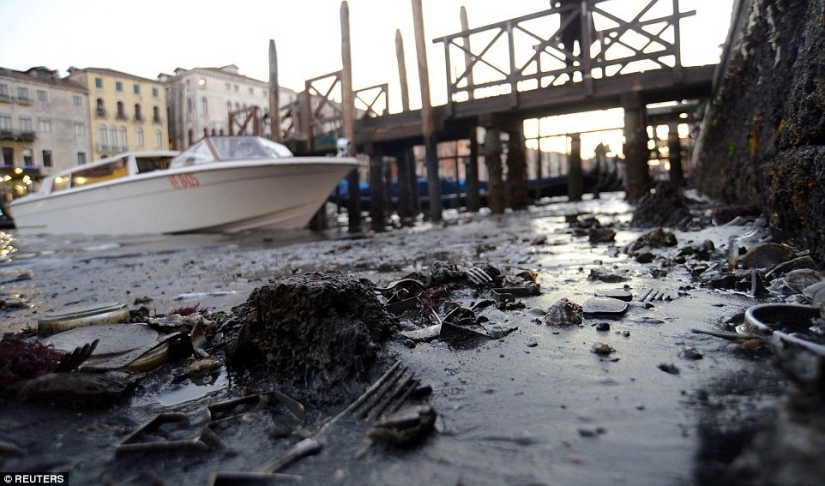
[227,271,399,406]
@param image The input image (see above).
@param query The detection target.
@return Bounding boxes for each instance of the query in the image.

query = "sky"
[0,0,734,155]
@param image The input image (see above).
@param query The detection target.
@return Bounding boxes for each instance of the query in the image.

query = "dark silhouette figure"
[554,0,582,68]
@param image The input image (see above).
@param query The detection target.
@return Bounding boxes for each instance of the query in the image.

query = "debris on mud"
[226,271,399,406]
[630,183,693,229]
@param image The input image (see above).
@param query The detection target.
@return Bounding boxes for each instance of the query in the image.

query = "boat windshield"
[170,137,293,168]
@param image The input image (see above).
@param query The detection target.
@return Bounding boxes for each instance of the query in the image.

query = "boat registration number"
[169,173,200,189]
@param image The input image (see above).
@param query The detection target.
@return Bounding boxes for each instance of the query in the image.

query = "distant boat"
[332,163,623,213]
[9,136,359,235]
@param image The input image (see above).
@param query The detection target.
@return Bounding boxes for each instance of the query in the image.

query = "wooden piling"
[505,124,529,210]
[567,133,583,201]
[484,127,506,214]
[341,1,361,232]
[369,147,386,232]
[466,127,481,212]
[268,40,281,142]
[622,92,650,202]
[667,122,683,186]
[395,29,410,113]
[411,0,442,222]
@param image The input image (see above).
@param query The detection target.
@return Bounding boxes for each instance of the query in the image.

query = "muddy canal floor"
[1,193,823,485]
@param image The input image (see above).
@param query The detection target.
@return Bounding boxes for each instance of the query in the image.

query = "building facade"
[67,67,169,160]
[161,65,297,150]
[0,67,91,196]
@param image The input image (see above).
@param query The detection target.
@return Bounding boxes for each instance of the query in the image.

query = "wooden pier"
[272,0,720,226]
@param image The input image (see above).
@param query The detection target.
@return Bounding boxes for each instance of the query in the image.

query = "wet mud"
[1,193,824,485]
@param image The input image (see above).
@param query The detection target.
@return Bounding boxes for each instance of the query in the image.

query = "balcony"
[134,114,145,122]
[0,94,10,103]
[96,108,107,118]
[15,97,31,105]
[0,130,36,141]
[116,113,128,120]
[153,116,163,124]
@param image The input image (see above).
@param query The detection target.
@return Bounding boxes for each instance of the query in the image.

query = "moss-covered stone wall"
[693,0,825,263]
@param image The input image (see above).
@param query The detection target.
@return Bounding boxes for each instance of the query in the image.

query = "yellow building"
[67,67,169,160]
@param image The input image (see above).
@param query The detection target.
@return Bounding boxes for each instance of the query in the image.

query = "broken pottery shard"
[784,269,825,294]
[37,302,130,336]
[41,324,158,356]
[740,242,796,269]
[439,321,490,342]
[583,297,629,316]
[544,298,583,326]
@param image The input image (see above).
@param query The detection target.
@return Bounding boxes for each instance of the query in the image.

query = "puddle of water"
[138,370,229,408]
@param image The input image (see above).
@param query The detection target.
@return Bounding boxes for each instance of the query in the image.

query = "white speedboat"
[9,136,360,235]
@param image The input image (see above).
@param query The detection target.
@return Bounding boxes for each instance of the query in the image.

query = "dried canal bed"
[1,193,822,485]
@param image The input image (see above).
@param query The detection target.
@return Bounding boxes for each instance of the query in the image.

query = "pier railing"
[433,0,695,113]
[280,71,389,151]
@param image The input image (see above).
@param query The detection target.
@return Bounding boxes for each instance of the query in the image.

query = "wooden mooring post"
[341,1,361,233]
[622,92,651,202]
[668,122,683,186]
[567,133,583,201]
[411,0,442,222]
[268,40,281,143]
[484,127,505,214]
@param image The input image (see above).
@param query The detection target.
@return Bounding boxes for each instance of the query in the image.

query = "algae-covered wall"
[693,0,825,263]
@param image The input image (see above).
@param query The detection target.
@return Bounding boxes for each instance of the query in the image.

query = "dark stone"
[226,272,399,406]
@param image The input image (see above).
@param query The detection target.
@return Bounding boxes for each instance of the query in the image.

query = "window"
[0,84,8,99]
[155,129,163,149]
[225,83,231,91]
[16,87,29,103]
[118,126,127,149]
[116,101,126,119]
[234,84,239,92]
[249,87,254,95]
[73,95,82,107]
[136,127,144,148]
[42,150,53,167]
[96,98,105,117]
[153,106,161,123]
[2,147,13,166]
[134,103,143,121]
[133,84,140,95]
[152,87,159,98]
[19,117,32,133]
[201,97,208,115]
[37,90,48,102]
[71,157,129,187]
[0,113,11,131]
[77,152,87,165]
[115,81,123,92]
[186,98,193,114]
[75,122,86,136]
[109,126,117,149]
[22,149,33,167]
[38,119,52,133]
[98,124,108,147]
[94,77,103,89]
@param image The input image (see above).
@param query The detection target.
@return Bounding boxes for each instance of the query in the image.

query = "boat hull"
[10,158,358,235]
